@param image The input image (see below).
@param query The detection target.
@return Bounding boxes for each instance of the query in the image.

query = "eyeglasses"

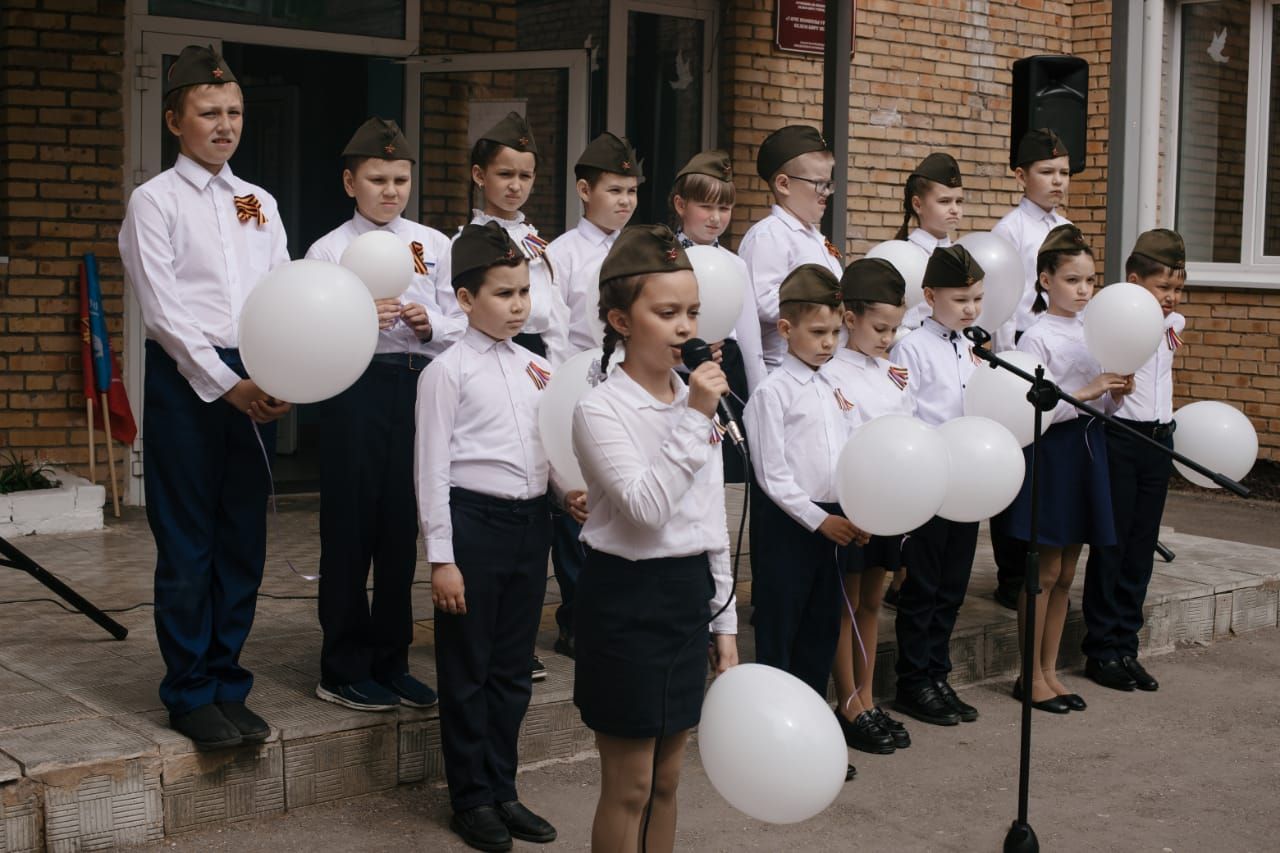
[784,175,835,195]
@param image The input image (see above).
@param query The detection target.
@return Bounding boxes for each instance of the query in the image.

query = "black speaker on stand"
[1010,55,1089,175]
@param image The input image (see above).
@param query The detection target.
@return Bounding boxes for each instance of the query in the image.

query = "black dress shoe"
[1012,680,1071,714]
[845,763,857,782]
[450,805,513,852]
[993,585,1020,611]
[216,702,270,742]
[893,685,960,726]
[836,709,895,754]
[871,706,910,749]
[170,704,242,751]
[1085,657,1136,691]
[553,629,575,659]
[1057,693,1087,711]
[1120,656,1159,691]
[496,800,556,843]
[934,680,979,722]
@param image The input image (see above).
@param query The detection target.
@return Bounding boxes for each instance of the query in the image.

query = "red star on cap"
[518,136,530,147]
[212,67,223,79]
[665,247,679,262]
[384,144,396,155]
[621,160,631,171]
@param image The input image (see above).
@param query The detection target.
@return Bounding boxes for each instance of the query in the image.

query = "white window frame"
[606,0,719,148]
[1164,0,1280,289]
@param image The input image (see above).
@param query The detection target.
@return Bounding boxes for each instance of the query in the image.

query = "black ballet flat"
[1057,693,1087,711]
[1012,680,1072,715]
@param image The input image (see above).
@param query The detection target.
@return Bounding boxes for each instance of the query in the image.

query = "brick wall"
[0,1,127,478]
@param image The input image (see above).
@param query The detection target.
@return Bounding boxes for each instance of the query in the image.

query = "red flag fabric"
[79,262,138,444]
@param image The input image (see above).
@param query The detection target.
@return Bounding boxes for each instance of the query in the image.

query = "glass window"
[149,0,407,40]
[1265,6,1280,256]
[1173,0,1249,263]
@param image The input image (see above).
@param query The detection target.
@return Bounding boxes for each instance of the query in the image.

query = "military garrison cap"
[599,224,691,282]
[342,118,412,162]
[757,125,829,182]
[923,245,985,289]
[478,112,538,156]
[1130,228,1186,270]
[1014,128,1069,168]
[779,264,842,309]
[165,45,237,95]
[577,132,643,181]
[452,221,523,287]
[841,257,907,306]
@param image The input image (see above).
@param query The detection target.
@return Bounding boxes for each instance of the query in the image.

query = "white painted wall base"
[0,468,106,537]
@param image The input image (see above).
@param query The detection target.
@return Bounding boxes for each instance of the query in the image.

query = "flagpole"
[100,392,120,518]
[86,397,97,484]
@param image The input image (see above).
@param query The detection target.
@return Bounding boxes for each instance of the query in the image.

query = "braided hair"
[1033,244,1094,313]
[597,273,648,376]
[893,174,937,241]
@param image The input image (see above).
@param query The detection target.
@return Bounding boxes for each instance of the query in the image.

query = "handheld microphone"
[680,338,746,447]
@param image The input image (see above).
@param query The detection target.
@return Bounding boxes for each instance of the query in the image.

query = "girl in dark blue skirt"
[1001,225,1133,713]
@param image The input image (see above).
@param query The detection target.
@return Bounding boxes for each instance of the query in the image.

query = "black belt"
[370,352,431,372]
[450,486,547,515]
[1115,418,1175,440]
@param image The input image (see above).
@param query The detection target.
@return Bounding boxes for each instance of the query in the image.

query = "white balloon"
[958,231,1023,333]
[686,245,746,342]
[239,259,378,404]
[963,350,1054,447]
[865,240,926,309]
[1172,401,1258,488]
[836,415,949,535]
[698,664,847,824]
[1082,282,1165,374]
[339,230,413,299]
[936,417,1026,522]
[538,348,617,493]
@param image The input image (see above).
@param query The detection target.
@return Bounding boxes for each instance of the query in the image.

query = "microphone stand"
[960,326,1249,853]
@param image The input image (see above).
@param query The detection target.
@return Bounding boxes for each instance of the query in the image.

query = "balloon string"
[252,418,320,581]
[835,544,870,715]
[1083,416,1098,462]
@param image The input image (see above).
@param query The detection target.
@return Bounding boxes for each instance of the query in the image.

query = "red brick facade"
[1,0,1276,497]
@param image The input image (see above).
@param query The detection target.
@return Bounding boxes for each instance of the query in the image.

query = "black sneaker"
[553,629,575,659]
[315,679,400,711]
[871,706,910,749]
[836,709,895,754]
[379,673,439,708]
[935,680,979,722]
[170,704,242,751]
[215,702,270,743]
[496,800,556,843]
[450,805,512,852]
[531,656,547,683]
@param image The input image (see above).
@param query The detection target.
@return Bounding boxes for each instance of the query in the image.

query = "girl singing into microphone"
[571,224,738,853]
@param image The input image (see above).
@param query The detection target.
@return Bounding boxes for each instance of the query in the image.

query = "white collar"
[351,209,402,235]
[472,209,527,228]
[771,204,819,235]
[1017,196,1060,225]
[576,217,614,246]
[462,324,507,354]
[607,365,689,411]
[175,153,230,191]
[923,316,962,340]
[780,352,820,384]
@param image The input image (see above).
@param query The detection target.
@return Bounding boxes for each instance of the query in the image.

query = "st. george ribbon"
[680,338,746,448]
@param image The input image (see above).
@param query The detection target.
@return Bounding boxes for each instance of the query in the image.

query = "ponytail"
[893,175,928,241]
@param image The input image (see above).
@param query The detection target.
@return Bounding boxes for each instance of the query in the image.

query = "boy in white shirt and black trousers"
[889,245,986,727]
[415,222,563,851]
[743,266,867,705]
[119,45,291,750]
[989,129,1073,609]
[305,118,460,713]
[739,126,845,372]
[1082,229,1189,694]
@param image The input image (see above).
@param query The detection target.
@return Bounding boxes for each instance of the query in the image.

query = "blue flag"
[84,253,112,394]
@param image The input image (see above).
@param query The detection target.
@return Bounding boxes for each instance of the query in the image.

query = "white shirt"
[571,367,737,634]
[890,317,978,426]
[738,204,844,370]
[119,154,289,402]
[305,211,462,359]
[822,348,917,425]
[743,353,859,531]
[1115,312,1185,423]
[462,210,572,367]
[1016,312,1120,424]
[673,234,769,393]
[545,216,617,354]
[415,326,554,564]
[901,228,951,329]
[991,197,1071,339]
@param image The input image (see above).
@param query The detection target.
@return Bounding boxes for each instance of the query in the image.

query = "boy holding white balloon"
[739,126,844,371]
[743,266,868,727]
[988,128,1074,610]
[415,221,565,851]
[1082,229,1188,693]
[119,45,291,749]
[888,245,986,727]
[304,117,459,712]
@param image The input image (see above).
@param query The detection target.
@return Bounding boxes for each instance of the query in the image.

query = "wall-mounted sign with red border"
[776,0,855,56]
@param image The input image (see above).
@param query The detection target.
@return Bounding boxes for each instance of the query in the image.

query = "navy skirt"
[844,534,904,574]
[573,547,713,738]
[1000,417,1116,548]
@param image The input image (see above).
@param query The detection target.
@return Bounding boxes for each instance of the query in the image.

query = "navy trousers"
[749,483,845,698]
[316,357,423,686]
[144,341,275,716]
[895,515,979,691]
[436,488,551,812]
[1082,423,1173,661]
